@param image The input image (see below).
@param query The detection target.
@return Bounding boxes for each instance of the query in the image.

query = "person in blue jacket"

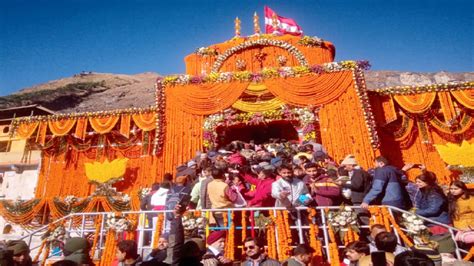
[413,173,451,225]
[361,156,407,209]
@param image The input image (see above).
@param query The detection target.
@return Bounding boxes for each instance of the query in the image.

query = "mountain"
[0,71,472,113]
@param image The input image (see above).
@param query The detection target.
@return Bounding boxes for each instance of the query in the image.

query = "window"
[0,141,10,152]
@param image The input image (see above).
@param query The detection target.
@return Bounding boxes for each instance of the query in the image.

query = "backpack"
[165,186,190,220]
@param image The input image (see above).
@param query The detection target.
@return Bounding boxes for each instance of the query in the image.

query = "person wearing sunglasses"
[241,237,280,266]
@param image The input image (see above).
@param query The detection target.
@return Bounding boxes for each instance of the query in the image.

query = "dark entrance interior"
[216,120,299,147]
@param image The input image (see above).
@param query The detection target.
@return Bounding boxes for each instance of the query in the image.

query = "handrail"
[18,205,469,263]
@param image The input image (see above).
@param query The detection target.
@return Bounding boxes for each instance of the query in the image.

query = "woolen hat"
[206,231,226,245]
[6,240,29,256]
[341,154,358,165]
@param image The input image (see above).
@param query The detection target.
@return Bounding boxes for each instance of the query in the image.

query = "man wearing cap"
[202,231,232,265]
[337,155,372,206]
[6,240,35,266]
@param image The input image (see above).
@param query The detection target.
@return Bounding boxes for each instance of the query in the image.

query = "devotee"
[394,250,435,266]
[144,233,168,262]
[413,173,451,234]
[241,168,276,207]
[150,181,171,211]
[343,241,370,266]
[337,155,372,206]
[282,244,314,266]
[62,237,94,265]
[0,249,14,266]
[361,156,407,209]
[447,180,474,230]
[304,163,340,206]
[207,168,237,226]
[367,224,407,255]
[359,232,397,266]
[190,167,213,209]
[6,240,34,266]
[241,237,280,266]
[140,182,160,244]
[113,240,142,266]
[202,231,232,265]
[271,164,310,208]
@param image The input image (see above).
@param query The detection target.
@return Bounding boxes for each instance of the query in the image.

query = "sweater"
[453,196,474,230]
[242,173,276,207]
[207,179,235,209]
[363,165,406,208]
[271,177,309,207]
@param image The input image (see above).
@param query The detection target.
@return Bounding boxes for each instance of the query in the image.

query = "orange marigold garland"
[99,230,117,266]
[464,246,474,261]
[90,216,103,258]
[308,208,324,264]
[151,213,164,249]
[224,211,235,260]
[241,210,247,256]
[275,210,291,261]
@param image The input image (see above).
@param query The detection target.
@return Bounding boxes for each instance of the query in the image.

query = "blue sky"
[0,0,472,96]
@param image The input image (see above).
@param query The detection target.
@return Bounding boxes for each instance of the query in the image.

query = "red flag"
[264,6,303,36]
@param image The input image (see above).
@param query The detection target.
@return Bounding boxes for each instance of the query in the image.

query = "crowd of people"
[1,139,473,265]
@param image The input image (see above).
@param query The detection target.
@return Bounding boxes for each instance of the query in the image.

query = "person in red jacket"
[241,167,276,207]
[304,163,341,206]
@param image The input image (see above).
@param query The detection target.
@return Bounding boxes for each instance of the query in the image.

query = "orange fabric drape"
[89,116,120,134]
[318,78,376,170]
[264,71,354,106]
[48,119,76,136]
[15,122,39,139]
[451,89,474,109]
[75,118,88,140]
[393,93,437,114]
[166,82,250,115]
[131,112,156,131]
[120,114,131,138]
[438,92,457,123]
[36,122,48,145]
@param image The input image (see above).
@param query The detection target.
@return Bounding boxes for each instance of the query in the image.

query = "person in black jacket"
[337,155,372,205]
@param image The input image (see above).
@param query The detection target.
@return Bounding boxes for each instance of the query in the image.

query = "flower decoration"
[327,206,359,239]
[211,39,309,73]
[44,224,66,243]
[434,141,474,167]
[297,36,324,47]
[352,65,379,149]
[374,81,473,95]
[277,55,288,66]
[138,188,151,200]
[64,195,77,206]
[401,212,428,238]
[195,47,218,57]
[85,158,128,184]
[182,212,206,237]
[202,106,319,148]
[157,61,370,88]
[106,213,133,233]
[236,59,246,71]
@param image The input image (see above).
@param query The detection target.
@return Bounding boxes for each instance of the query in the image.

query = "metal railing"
[20,205,469,263]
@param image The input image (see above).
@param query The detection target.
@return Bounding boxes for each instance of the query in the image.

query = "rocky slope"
[0,71,472,114]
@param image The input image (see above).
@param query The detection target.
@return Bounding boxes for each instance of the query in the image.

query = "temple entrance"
[216,120,299,147]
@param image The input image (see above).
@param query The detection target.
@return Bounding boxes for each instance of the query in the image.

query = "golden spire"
[253,12,260,34]
[235,17,241,37]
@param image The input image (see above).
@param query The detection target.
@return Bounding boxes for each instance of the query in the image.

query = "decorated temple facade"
[0,31,472,226]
